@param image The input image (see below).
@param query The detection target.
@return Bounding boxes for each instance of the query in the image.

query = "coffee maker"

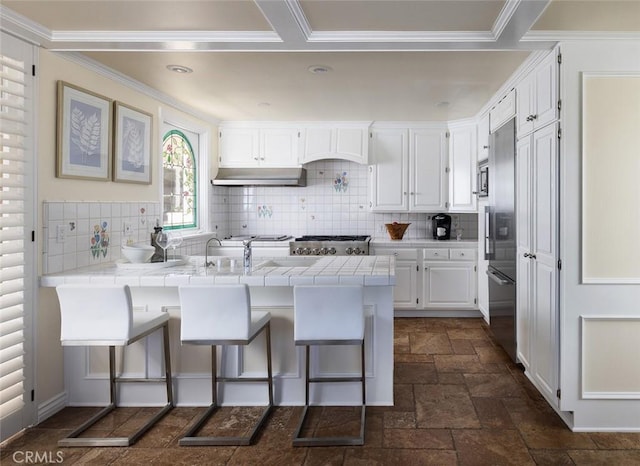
[432,213,452,240]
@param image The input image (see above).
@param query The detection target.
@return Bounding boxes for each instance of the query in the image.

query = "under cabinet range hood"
[212,167,307,186]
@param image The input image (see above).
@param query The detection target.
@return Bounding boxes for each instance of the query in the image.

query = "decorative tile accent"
[90,221,110,259]
[333,171,349,193]
[258,205,273,218]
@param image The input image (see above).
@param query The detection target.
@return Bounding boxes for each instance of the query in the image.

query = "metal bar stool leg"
[292,341,366,447]
[179,323,273,446]
[59,322,174,447]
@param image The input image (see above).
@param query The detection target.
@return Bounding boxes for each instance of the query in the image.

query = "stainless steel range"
[290,235,371,256]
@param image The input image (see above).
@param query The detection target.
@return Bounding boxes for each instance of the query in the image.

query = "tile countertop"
[39,255,396,288]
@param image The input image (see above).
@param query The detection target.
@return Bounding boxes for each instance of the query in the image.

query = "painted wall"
[560,40,640,430]
[35,50,217,408]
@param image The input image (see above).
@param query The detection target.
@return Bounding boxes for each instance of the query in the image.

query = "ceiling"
[2,0,639,122]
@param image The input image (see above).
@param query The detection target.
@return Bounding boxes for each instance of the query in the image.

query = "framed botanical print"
[56,81,112,180]
[113,101,153,184]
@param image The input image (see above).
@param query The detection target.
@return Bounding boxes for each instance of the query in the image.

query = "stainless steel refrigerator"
[485,118,517,362]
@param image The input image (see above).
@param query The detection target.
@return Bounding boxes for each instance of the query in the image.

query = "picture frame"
[113,101,153,184]
[56,81,112,181]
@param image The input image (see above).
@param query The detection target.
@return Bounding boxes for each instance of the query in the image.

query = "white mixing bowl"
[121,244,155,263]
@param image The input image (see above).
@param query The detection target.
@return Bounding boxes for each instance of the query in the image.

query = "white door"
[515,136,532,371]
[448,126,477,212]
[533,51,559,131]
[0,32,36,442]
[218,127,259,167]
[423,262,476,309]
[530,124,559,407]
[393,261,418,309]
[410,129,447,211]
[260,128,299,167]
[369,128,408,211]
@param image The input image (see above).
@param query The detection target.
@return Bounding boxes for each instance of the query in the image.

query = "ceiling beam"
[494,0,553,46]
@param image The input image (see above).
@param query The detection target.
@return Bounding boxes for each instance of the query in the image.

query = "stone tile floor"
[2,318,640,465]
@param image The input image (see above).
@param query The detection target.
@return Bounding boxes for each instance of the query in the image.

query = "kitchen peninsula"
[40,255,395,408]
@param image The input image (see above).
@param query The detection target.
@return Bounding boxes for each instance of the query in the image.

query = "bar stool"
[55,284,173,447]
[178,284,273,446]
[292,284,366,447]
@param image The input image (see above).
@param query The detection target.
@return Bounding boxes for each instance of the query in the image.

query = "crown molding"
[307,30,496,43]
[523,31,640,42]
[0,5,50,46]
[58,51,219,125]
[475,48,552,119]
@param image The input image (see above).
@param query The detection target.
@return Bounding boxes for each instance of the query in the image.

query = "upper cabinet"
[516,50,559,138]
[219,126,301,168]
[448,124,477,212]
[301,123,370,164]
[369,127,447,212]
[489,89,516,133]
[477,112,490,162]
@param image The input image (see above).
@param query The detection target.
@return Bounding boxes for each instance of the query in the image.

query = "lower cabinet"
[374,245,477,311]
[422,260,477,310]
[374,248,418,309]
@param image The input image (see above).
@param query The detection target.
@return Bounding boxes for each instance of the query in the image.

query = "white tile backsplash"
[44,160,478,272]
[218,160,478,241]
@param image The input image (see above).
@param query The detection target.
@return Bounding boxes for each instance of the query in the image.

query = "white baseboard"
[37,392,67,424]
[395,309,482,318]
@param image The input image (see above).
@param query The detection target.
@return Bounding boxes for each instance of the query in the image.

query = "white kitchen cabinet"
[369,128,409,211]
[489,89,516,133]
[422,261,477,310]
[219,126,300,168]
[448,124,477,212]
[369,127,447,212]
[516,123,559,408]
[422,247,477,310]
[301,124,369,164]
[516,50,559,138]
[477,113,490,162]
[375,248,418,309]
[410,129,448,211]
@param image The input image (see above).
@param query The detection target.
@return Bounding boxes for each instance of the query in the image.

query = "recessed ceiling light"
[308,65,333,74]
[257,102,271,108]
[166,64,193,74]
[436,101,450,108]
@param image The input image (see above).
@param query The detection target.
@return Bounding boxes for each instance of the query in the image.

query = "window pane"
[162,130,197,230]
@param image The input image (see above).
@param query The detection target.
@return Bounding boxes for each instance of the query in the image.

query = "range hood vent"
[212,167,307,186]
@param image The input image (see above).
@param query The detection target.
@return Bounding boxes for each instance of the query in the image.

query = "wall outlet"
[123,222,132,235]
[56,224,65,243]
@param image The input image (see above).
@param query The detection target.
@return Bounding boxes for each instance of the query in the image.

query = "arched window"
[162,129,197,230]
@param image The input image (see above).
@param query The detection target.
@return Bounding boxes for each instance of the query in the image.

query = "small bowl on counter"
[385,222,411,240]
[121,243,155,263]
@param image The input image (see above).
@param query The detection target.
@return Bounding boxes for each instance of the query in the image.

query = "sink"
[254,257,320,269]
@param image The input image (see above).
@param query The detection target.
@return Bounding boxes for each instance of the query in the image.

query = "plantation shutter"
[0,36,33,440]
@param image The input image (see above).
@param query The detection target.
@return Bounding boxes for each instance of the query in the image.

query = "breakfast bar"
[40,256,395,408]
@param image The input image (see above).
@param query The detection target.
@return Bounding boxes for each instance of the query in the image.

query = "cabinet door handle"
[460,253,465,256]
[531,114,538,120]
[483,145,489,149]
[410,192,415,195]
[403,191,407,195]
[424,266,428,270]
[393,252,399,256]
[260,157,265,160]
[253,156,259,160]
[524,253,530,258]
[530,254,537,259]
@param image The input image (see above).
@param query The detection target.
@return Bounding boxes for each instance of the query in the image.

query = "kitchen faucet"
[243,239,253,274]
[204,236,222,267]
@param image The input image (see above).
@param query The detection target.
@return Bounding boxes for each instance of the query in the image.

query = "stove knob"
[292,248,301,255]
[311,248,319,255]
[353,247,362,255]
[329,247,337,255]
[346,247,354,255]
[302,248,310,255]
[319,247,328,255]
